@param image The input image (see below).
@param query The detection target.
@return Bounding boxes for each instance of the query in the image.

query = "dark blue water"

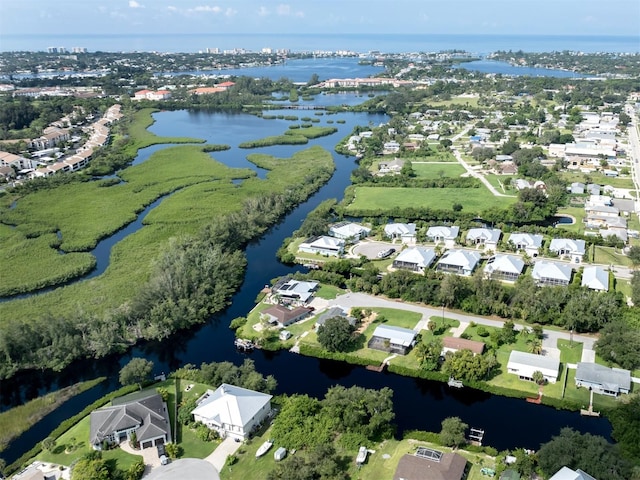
[2,33,638,54]
[0,96,612,464]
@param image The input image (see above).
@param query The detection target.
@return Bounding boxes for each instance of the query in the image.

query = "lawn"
[315,284,345,300]
[559,171,634,190]
[484,174,516,195]
[345,187,515,214]
[593,246,633,267]
[411,163,467,179]
[557,339,583,364]
[221,433,495,480]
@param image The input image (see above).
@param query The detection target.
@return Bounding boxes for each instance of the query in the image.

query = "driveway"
[352,240,398,260]
[205,437,242,472]
[120,441,161,468]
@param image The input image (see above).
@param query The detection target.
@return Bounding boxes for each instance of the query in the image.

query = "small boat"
[256,440,273,458]
[356,446,368,465]
[447,377,463,388]
[235,338,255,351]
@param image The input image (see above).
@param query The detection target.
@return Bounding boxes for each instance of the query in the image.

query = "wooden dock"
[366,363,387,372]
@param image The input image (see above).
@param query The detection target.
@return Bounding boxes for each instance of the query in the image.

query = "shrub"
[477,326,489,337]
[165,443,183,459]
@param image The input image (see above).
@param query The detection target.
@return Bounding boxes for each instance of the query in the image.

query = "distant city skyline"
[1,0,639,38]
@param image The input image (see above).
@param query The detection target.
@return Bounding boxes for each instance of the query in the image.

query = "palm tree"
[527,338,543,355]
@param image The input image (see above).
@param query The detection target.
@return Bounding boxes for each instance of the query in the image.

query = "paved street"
[328,291,598,361]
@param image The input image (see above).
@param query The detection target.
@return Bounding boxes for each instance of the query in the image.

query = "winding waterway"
[0,93,611,465]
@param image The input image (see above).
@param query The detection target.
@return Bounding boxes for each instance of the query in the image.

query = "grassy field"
[411,163,467,179]
[421,96,480,108]
[559,171,634,190]
[484,174,516,195]
[0,378,105,453]
[557,339,583,364]
[345,187,515,214]
[593,246,633,267]
[0,224,96,296]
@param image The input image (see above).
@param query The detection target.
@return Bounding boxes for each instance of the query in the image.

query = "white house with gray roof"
[575,362,630,396]
[507,351,560,384]
[392,247,437,273]
[436,249,481,276]
[298,236,345,257]
[384,223,417,244]
[191,384,272,440]
[483,254,525,282]
[328,222,371,242]
[466,228,502,251]
[532,261,573,286]
[426,225,459,248]
[549,238,586,263]
[581,266,609,291]
[508,233,544,257]
[272,278,319,305]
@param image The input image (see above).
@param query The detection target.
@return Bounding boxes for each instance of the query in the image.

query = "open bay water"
[2,33,638,54]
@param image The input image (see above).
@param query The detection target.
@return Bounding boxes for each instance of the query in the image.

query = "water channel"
[0,93,611,465]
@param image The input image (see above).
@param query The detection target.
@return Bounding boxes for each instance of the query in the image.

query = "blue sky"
[1,0,639,36]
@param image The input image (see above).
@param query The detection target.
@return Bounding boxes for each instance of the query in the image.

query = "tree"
[627,245,640,265]
[71,457,111,480]
[537,428,631,480]
[414,338,443,371]
[595,320,640,370]
[439,416,468,447]
[307,73,320,86]
[317,317,357,352]
[126,459,145,480]
[532,370,546,385]
[41,436,56,452]
[632,271,640,306]
[452,202,463,212]
[119,357,154,390]
[527,338,543,355]
[439,138,452,149]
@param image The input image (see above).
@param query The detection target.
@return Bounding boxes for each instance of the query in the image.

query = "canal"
[0,96,611,465]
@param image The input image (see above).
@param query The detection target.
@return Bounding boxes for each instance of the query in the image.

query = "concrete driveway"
[205,437,242,472]
[352,240,398,260]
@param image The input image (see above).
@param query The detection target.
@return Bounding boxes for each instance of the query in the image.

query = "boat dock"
[234,338,256,351]
[468,427,485,446]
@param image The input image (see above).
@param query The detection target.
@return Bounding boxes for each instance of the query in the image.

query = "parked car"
[377,248,396,259]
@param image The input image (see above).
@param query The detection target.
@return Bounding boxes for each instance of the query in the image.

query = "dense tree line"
[270,385,395,451]
[0,168,334,378]
[297,261,625,332]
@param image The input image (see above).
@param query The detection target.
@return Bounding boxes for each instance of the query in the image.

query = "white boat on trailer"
[256,440,273,458]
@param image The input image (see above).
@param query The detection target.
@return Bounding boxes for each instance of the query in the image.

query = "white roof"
[385,223,416,236]
[371,325,416,347]
[426,225,460,240]
[581,266,609,291]
[549,238,586,255]
[466,228,501,243]
[437,249,481,270]
[508,351,560,376]
[329,222,371,237]
[308,236,344,249]
[394,247,436,268]
[484,254,524,275]
[549,467,596,480]
[191,384,272,430]
[508,232,543,249]
[532,261,573,283]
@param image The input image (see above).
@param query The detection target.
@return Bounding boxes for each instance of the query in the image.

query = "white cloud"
[258,6,270,17]
[193,5,222,13]
[128,0,144,8]
[276,3,304,17]
[225,7,237,17]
